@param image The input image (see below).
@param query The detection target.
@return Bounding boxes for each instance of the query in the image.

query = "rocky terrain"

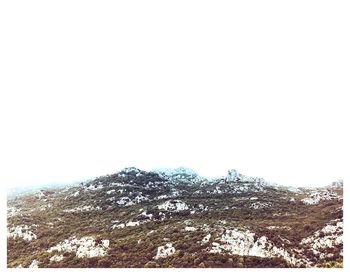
[7,167,343,268]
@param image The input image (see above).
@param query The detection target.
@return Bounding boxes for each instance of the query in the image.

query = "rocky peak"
[329,180,343,189]
[152,167,204,184]
[119,167,142,176]
[225,169,266,184]
[226,169,240,182]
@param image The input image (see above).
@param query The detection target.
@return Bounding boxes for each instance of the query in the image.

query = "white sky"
[0,1,349,189]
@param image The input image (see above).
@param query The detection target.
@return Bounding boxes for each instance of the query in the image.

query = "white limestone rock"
[63,205,101,213]
[201,234,211,245]
[153,167,202,183]
[120,167,142,174]
[85,184,103,191]
[134,194,149,203]
[39,203,53,211]
[47,236,109,258]
[109,182,125,187]
[155,194,168,200]
[266,225,292,230]
[64,190,80,200]
[7,207,21,218]
[301,190,340,205]
[29,260,39,268]
[157,200,189,212]
[126,221,140,227]
[154,243,176,259]
[250,202,272,209]
[209,228,308,266]
[111,221,125,229]
[226,169,266,184]
[140,211,153,219]
[116,197,135,206]
[36,191,46,200]
[329,180,343,189]
[50,255,64,262]
[7,225,37,241]
[300,220,343,254]
[185,226,196,232]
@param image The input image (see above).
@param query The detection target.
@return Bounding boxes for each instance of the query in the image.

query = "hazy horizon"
[5,165,343,191]
[1,1,346,191]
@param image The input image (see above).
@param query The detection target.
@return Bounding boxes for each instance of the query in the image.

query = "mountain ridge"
[7,166,343,268]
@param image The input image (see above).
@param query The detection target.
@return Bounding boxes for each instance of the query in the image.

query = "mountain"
[152,167,201,180]
[7,167,343,268]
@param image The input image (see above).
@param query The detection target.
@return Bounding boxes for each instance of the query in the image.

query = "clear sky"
[0,1,348,189]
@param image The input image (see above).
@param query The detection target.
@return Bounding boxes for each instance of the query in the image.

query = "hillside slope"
[7,167,343,268]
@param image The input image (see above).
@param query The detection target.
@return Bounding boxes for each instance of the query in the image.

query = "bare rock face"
[152,167,203,183]
[301,190,340,205]
[300,219,343,260]
[329,180,343,189]
[154,243,176,259]
[209,228,309,267]
[47,236,109,258]
[50,254,64,262]
[29,260,39,268]
[157,200,189,212]
[7,225,37,241]
[226,169,240,182]
[226,169,266,184]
